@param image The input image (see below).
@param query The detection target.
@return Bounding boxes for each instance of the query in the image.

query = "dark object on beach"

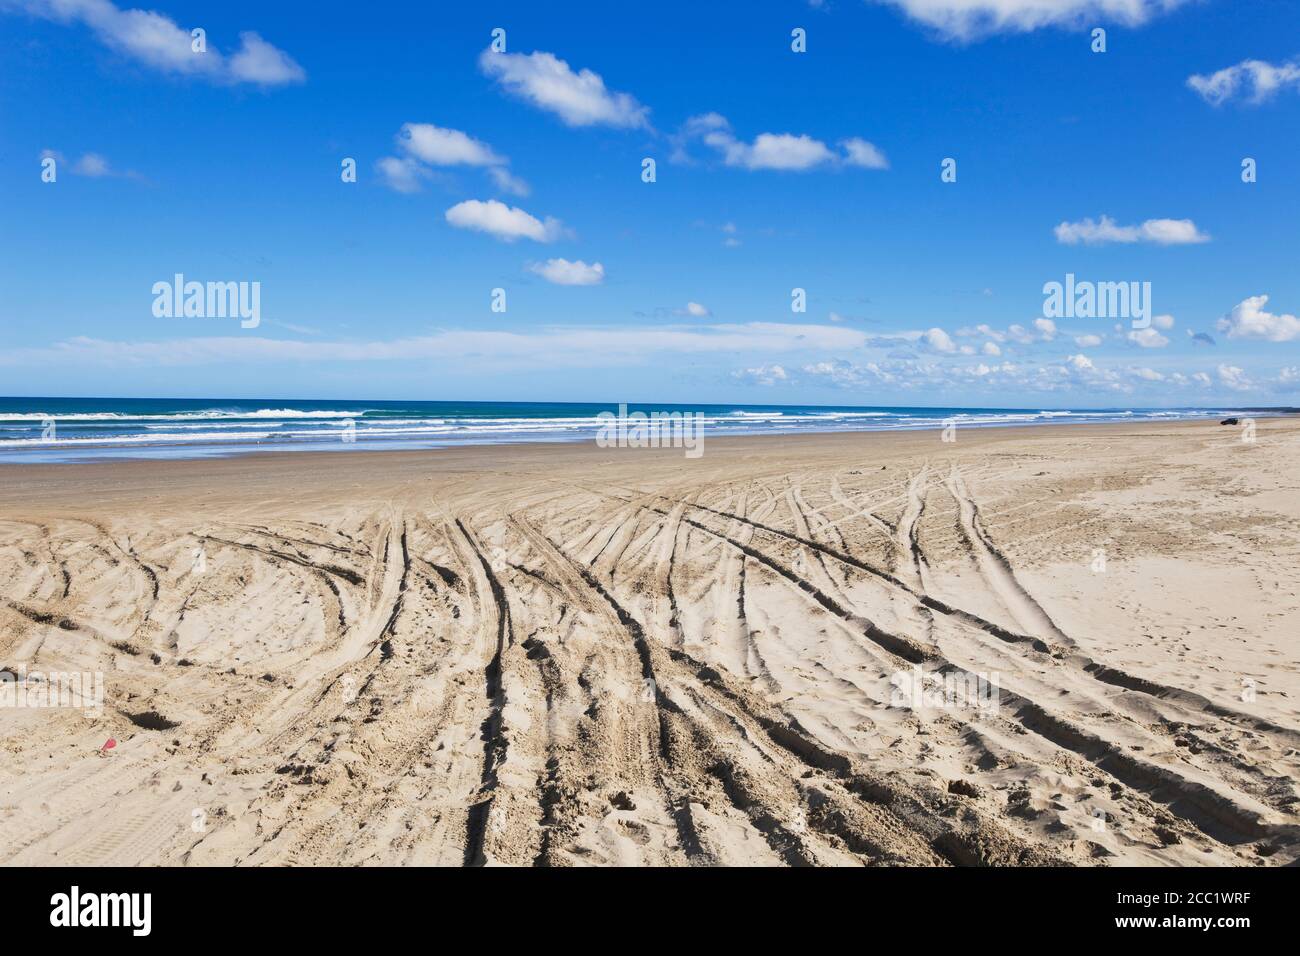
[1220,417,1239,425]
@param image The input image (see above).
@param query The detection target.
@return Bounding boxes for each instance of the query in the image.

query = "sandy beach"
[1,417,1298,867]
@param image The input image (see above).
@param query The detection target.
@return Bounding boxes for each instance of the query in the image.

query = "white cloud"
[923,327,957,352]
[12,1,304,86]
[487,166,530,197]
[1276,367,1300,392]
[1217,364,1254,391]
[376,157,428,194]
[1127,327,1169,348]
[1034,317,1057,339]
[683,114,887,171]
[1054,214,1209,245]
[1188,59,1300,106]
[709,130,835,170]
[869,0,1191,41]
[1,322,871,371]
[380,123,527,196]
[528,258,604,286]
[444,199,564,243]
[72,152,110,176]
[42,148,140,180]
[1215,294,1300,342]
[1074,334,1102,347]
[478,49,648,128]
[227,31,305,85]
[966,323,1005,342]
[840,137,890,169]
[399,123,503,167]
[681,302,711,317]
[1139,218,1210,245]
[734,364,789,386]
[1152,313,1175,330]
[981,341,1001,356]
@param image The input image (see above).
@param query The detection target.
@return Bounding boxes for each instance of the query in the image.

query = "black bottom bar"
[13,865,1294,940]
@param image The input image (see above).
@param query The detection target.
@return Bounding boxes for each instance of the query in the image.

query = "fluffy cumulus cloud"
[478,49,648,128]
[1188,59,1300,106]
[868,0,1192,41]
[1215,295,1300,342]
[923,327,957,352]
[1054,214,1209,245]
[10,0,304,85]
[678,114,888,171]
[1074,333,1102,347]
[379,123,527,196]
[444,199,565,243]
[528,258,604,286]
[1127,327,1169,348]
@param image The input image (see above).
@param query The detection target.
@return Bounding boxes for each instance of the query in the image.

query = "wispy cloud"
[41,147,140,180]
[378,123,528,196]
[0,322,870,369]
[677,113,888,171]
[478,48,648,128]
[9,0,304,86]
[1188,58,1300,106]
[375,156,429,195]
[1054,214,1209,245]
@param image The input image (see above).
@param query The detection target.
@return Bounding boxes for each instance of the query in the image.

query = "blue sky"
[2,0,1299,407]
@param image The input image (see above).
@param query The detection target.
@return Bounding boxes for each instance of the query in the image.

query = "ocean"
[0,397,1263,463]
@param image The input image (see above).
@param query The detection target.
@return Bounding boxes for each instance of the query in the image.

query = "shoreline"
[0,415,1282,493]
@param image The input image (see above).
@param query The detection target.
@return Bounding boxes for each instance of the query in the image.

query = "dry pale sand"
[1,418,1299,867]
